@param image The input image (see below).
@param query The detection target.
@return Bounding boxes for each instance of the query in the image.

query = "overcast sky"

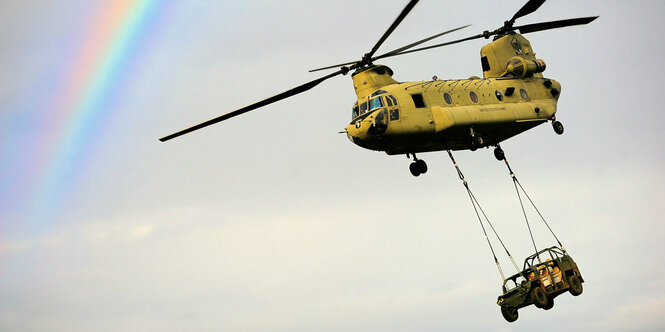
[1,0,664,331]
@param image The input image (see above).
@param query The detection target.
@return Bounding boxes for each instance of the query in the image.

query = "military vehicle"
[497,246,584,322]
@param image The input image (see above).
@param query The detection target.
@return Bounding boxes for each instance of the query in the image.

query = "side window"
[495,90,503,101]
[385,96,393,107]
[443,93,452,104]
[388,95,398,106]
[390,109,400,121]
[411,94,426,108]
[360,102,368,115]
[469,91,479,103]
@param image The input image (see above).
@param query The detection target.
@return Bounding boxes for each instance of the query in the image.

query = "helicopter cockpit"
[352,89,399,122]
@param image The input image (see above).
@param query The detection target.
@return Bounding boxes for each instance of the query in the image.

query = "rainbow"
[38,0,166,214]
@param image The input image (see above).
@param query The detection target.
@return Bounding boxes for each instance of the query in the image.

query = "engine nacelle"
[503,57,546,78]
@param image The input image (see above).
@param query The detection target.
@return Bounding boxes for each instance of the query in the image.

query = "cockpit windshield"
[352,101,369,120]
[369,96,384,111]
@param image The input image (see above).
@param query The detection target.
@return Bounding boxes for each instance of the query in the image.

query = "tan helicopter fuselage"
[345,33,562,154]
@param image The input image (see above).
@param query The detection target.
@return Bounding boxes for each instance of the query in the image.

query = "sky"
[1,0,664,331]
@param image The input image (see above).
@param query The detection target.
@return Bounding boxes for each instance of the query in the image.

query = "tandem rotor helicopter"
[160,0,597,177]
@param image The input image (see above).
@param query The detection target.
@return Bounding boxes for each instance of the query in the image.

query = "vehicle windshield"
[523,247,566,270]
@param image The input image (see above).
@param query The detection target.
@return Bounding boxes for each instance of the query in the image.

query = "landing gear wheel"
[543,297,554,310]
[501,306,518,323]
[531,287,549,308]
[494,146,505,161]
[468,140,477,151]
[568,275,583,296]
[409,162,421,177]
[473,135,484,148]
[415,159,428,174]
[553,121,564,135]
[467,135,483,151]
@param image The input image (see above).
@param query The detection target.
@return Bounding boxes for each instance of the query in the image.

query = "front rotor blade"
[309,60,356,73]
[366,0,419,60]
[510,0,546,23]
[373,24,471,61]
[516,16,599,34]
[159,69,344,142]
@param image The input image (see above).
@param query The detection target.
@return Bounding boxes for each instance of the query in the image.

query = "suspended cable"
[446,150,520,279]
[500,147,564,257]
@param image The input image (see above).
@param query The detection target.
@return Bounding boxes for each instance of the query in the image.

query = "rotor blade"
[373,24,471,61]
[516,16,599,34]
[387,33,486,58]
[309,60,356,73]
[510,0,547,23]
[159,69,344,142]
[366,0,419,60]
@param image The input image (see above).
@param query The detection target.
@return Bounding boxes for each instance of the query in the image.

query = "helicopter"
[160,0,597,177]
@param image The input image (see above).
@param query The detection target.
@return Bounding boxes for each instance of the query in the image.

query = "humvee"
[497,246,583,322]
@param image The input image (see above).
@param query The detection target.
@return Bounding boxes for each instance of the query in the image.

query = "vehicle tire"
[409,162,421,177]
[494,147,505,161]
[553,121,564,135]
[543,297,554,310]
[415,159,428,174]
[531,287,548,308]
[501,306,519,323]
[568,275,583,296]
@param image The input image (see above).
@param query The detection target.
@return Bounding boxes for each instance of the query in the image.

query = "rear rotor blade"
[159,69,345,142]
[386,16,597,59]
[373,24,471,61]
[388,33,486,58]
[510,0,547,24]
[366,0,419,60]
[516,16,599,34]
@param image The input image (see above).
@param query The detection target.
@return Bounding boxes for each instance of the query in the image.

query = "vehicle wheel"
[415,159,428,174]
[501,306,518,323]
[543,297,554,310]
[409,162,421,177]
[553,121,564,135]
[494,147,505,161]
[531,287,549,308]
[568,275,583,296]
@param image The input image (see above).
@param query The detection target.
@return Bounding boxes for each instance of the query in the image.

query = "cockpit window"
[370,89,388,97]
[388,95,398,106]
[369,96,384,111]
[352,102,359,120]
[360,101,368,114]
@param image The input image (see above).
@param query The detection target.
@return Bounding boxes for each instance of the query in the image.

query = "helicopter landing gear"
[468,130,485,151]
[494,146,505,161]
[407,153,428,177]
[468,128,484,151]
[552,120,564,135]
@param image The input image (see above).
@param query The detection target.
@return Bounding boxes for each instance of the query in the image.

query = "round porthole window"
[470,91,478,103]
[520,89,529,100]
[495,90,503,101]
[444,93,452,104]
